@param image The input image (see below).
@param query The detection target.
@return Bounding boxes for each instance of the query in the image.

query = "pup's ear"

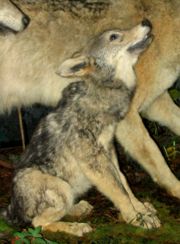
[56,56,95,77]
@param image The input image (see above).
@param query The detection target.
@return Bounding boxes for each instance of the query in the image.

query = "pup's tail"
[0,205,13,224]
[0,204,26,227]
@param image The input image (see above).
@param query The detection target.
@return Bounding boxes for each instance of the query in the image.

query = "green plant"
[163,140,180,160]
[169,88,180,102]
[12,226,58,244]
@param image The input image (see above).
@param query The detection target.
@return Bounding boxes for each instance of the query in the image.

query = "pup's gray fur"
[0,0,30,34]
[6,22,160,236]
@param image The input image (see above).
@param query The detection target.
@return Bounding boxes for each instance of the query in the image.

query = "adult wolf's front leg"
[115,110,180,199]
[142,91,180,135]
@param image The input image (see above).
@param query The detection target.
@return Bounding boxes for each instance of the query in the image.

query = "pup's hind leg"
[142,91,180,135]
[32,180,92,236]
[32,180,72,228]
[17,170,93,237]
[43,221,92,237]
[33,207,92,237]
[116,110,180,199]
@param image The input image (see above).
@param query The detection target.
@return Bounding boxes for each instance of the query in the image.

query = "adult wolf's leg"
[115,110,180,199]
[142,91,180,135]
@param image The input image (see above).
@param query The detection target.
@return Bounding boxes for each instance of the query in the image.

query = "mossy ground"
[0,132,179,244]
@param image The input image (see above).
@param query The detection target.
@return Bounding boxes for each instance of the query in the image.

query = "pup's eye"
[109,33,119,41]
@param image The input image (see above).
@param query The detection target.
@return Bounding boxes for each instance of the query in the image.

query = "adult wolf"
[1,0,179,200]
[0,0,30,34]
[6,21,159,236]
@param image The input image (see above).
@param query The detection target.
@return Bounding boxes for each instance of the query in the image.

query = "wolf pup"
[0,0,30,34]
[6,21,159,236]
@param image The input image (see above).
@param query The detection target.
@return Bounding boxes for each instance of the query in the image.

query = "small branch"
[17,108,26,151]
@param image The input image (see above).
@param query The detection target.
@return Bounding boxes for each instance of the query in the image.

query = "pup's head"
[0,0,30,35]
[57,19,153,87]
[85,18,153,68]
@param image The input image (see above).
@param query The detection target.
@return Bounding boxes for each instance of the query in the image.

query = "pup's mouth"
[0,23,17,35]
[127,32,153,53]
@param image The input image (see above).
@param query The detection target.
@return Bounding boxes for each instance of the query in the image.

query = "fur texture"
[0,0,30,34]
[6,23,160,236]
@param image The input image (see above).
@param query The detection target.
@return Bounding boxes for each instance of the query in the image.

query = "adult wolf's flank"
[0,0,30,34]
[6,21,158,236]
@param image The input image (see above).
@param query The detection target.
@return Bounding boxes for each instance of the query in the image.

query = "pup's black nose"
[22,15,30,28]
[141,19,152,28]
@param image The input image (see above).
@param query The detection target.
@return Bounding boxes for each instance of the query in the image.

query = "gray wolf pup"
[0,0,30,34]
[6,21,160,236]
